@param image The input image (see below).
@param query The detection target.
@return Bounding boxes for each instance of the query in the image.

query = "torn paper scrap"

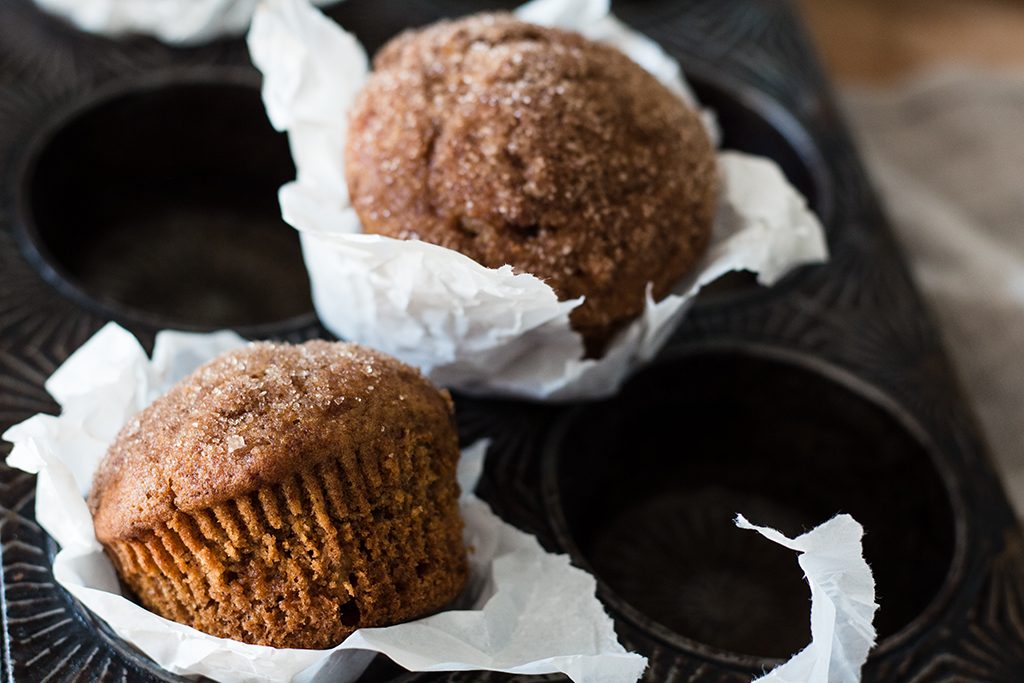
[736,514,878,683]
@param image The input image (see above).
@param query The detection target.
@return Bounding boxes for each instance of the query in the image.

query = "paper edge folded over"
[32,0,341,45]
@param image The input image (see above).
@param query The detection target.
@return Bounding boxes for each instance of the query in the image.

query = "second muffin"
[345,14,719,354]
[89,340,466,649]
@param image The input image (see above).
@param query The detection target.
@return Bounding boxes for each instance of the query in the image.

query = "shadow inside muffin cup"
[15,71,315,333]
[542,344,962,664]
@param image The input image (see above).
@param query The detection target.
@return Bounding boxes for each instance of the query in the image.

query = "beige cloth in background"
[841,69,1024,512]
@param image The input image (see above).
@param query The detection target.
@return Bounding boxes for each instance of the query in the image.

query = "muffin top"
[89,341,456,542]
[345,13,719,352]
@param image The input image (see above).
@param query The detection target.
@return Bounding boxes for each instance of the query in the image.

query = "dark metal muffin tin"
[0,0,1021,681]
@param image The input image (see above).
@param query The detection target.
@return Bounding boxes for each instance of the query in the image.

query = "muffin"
[89,341,466,649]
[345,14,719,353]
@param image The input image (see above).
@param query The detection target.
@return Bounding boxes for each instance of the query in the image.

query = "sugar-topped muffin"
[345,14,719,353]
[89,340,466,649]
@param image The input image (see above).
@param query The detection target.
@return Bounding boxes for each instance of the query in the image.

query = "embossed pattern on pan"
[0,0,1021,682]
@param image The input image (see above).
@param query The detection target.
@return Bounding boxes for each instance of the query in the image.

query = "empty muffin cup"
[543,344,963,664]
[14,70,314,332]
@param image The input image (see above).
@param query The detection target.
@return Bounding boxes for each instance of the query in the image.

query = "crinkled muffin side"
[90,340,466,649]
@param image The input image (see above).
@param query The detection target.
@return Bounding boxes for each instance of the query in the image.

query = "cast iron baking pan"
[0,0,1022,681]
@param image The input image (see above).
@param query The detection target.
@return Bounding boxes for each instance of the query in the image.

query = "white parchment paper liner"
[247,0,829,401]
[737,515,878,682]
[32,0,340,45]
[2,322,647,683]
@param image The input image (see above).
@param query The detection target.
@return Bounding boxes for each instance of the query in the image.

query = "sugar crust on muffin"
[90,341,466,649]
[345,14,719,352]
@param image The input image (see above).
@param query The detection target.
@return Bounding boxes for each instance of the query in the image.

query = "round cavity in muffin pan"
[690,74,830,223]
[688,71,832,304]
[16,72,314,331]
[543,345,962,664]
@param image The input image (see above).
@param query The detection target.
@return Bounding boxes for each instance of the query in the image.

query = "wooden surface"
[798,0,1024,83]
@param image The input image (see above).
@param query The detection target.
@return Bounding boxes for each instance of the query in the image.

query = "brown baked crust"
[89,341,466,648]
[345,14,719,352]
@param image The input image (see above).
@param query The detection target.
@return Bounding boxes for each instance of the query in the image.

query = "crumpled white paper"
[248,0,828,401]
[32,0,340,45]
[2,322,647,683]
[736,514,878,683]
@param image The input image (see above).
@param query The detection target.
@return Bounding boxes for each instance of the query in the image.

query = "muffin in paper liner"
[3,323,647,683]
[31,0,340,44]
[247,0,829,401]
[90,340,467,650]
